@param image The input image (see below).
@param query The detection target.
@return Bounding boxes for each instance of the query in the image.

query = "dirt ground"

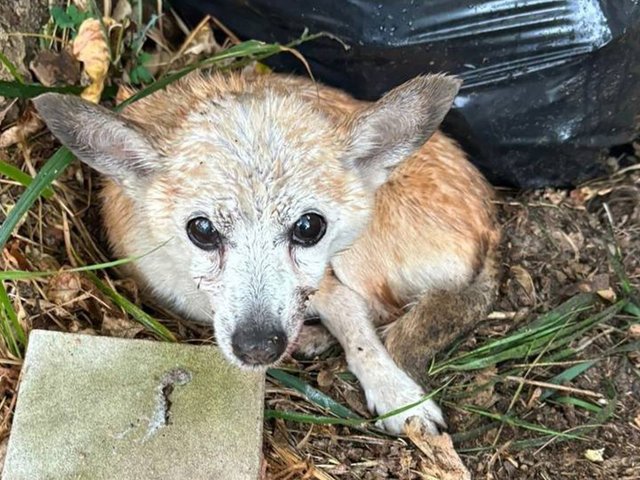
[1,131,639,479]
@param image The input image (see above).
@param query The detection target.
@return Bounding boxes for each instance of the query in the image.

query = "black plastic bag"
[173,1,640,188]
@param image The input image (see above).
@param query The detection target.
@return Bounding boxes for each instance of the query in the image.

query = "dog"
[33,70,499,434]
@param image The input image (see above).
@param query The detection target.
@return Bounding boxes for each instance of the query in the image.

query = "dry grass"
[1,3,640,479]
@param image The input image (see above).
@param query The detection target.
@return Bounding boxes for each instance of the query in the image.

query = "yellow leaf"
[584,448,605,463]
[72,18,110,103]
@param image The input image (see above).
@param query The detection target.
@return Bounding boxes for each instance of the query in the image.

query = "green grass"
[0,159,54,199]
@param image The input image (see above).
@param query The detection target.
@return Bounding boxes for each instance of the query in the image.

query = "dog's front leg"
[309,275,446,435]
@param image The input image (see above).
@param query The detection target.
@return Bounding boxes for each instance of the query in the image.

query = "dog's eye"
[291,213,326,246]
[186,217,220,250]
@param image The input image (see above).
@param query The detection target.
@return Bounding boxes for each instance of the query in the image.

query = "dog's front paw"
[364,368,446,435]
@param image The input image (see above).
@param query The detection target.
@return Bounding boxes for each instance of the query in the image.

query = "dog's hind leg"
[383,254,500,383]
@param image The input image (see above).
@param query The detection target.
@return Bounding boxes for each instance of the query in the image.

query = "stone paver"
[2,330,265,480]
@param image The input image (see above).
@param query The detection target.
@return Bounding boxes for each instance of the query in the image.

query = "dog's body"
[34,71,499,434]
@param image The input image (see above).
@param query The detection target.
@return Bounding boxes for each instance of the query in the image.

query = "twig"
[503,376,604,399]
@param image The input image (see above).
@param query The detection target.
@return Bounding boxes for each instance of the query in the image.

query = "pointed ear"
[344,74,462,188]
[32,93,160,185]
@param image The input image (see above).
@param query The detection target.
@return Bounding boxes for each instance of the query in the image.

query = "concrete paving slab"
[2,330,265,480]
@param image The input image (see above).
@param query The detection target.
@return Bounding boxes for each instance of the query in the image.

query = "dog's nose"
[231,327,288,365]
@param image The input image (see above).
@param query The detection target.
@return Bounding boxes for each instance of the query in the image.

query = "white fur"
[309,281,445,435]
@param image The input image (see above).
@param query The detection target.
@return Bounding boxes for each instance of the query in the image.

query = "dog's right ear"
[32,93,160,186]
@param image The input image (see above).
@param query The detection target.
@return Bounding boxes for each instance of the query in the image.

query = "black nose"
[231,327,288,366]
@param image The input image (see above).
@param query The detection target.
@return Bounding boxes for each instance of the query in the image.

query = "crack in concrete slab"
[143,367,192,442]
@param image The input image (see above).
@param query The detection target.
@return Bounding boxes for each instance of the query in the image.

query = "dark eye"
[291,213,326,246]
[186,217,220,251]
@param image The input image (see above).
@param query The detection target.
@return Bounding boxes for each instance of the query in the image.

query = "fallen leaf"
[405,417,471,480]
[526,387,543,410]
[101,312,144,338]
[596,288,617,302]
[510,265,536,305]
[0,107,43,148]
[316,369,334,388]
[467,366,497,408]
[29,49,80,87]
[112,0,132,22]
[72,18,110,103]
[46,271,83,305]
[0,98,18,127]
[584,448,605,463]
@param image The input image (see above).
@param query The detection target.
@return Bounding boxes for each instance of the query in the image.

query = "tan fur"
[35,70,500,434]
[103,71,499,377]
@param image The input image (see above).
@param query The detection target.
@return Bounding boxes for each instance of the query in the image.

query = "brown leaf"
[510,265,536,305]
[46,271,83,305]
[111,0,132,22]
[29,49,80,87]
[0,107,43,148]
[467,366,497,408]
[101,312,144,338]
[316,369,334,388]
[72,18,110,103]
[596,288,617,303]
[405,418,471,480]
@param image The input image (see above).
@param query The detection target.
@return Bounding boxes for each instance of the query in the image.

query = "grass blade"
[264,409,365,427]
[0,282,26,357]
[0,52,25,83]
[462,405,587,440]
[0,147,74,249]
[0,240,169,281]
[549,396,602,413]
[539,360,598,401]
[431,294,601,374]
[0,81,84,99]
[0,159,54,199]
[268,369,361,419]
[85,271,176,342]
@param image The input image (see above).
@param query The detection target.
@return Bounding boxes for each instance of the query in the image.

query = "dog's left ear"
[344,74,461,189]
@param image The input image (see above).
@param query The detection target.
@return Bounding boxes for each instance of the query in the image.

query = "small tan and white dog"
[34,71,499,435]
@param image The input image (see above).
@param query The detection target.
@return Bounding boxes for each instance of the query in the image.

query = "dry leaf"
[0,107,43,148]
[101,312,144,338]
[30,49,80,87]
[112,0,132,22]
[467,366,497,407]
[584,448,605,463]
[405,418,471,480]
[510,265,536,305]
[596,288,617,302]
[0,98,18,126]
[316,369,334,388]
[72,18,110,103]
[526,387,543,410]
[183,23,219,57]
[46,271,83,305]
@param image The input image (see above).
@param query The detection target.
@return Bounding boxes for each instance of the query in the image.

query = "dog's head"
[33,72,460,369]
